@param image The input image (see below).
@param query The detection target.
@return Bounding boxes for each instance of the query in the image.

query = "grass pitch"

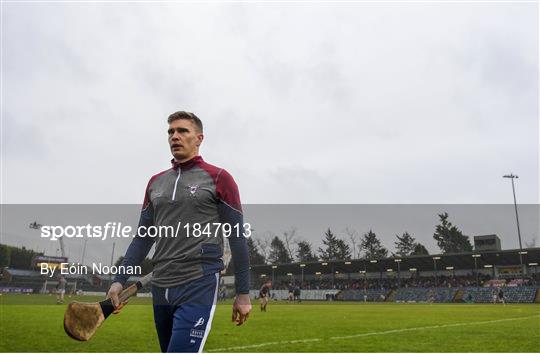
[1,294,539,352]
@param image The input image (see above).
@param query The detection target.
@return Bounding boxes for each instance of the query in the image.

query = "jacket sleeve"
[216,169,250,294]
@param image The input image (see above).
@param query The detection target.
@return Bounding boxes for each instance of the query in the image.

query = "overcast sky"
[1,3,539,260]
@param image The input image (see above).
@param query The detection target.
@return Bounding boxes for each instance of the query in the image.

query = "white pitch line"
[208,314,540,352]
[330,314,540,340]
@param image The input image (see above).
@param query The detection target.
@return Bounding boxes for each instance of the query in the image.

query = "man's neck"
[175,154,198,163]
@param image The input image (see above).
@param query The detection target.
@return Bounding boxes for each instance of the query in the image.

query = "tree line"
[0,244,43,270]
[248,212,473,265]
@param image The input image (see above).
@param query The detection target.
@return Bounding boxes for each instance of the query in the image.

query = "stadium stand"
[434,287,459,302]
[461,287,495,303]
[249,247,540,303]
[502,286,537,303]
[251,276,539,303]
[1,268,52,293]
[249,289,340,301]
[339,287,459,303]
[338,288,389,302]
[395,287,429,302]
[2,246,539,303]
[0,267,150,295]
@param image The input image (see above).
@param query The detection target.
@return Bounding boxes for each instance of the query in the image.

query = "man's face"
[168,119,203,162]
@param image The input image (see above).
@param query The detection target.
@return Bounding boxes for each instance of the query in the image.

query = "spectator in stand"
[254,274,532,293]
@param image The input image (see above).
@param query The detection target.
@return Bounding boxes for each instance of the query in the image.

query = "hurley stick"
[63,272,152,341]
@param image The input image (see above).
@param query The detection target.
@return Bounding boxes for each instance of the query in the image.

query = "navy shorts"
[152,273,220,353]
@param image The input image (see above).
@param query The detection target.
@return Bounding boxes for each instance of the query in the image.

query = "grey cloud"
[2,112,48,159]
[1,3,538,205]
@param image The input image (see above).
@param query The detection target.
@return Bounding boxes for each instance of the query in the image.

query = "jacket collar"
[171,155,203,170]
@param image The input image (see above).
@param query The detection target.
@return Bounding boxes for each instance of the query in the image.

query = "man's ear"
[196,133,204,147]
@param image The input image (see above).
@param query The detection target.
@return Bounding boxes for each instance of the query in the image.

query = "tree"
[247,237,266,265]
[9,246,42,270]
[0,244,11,268]
[433,213,473,253]
[255,232,272,262]
[318,228,339,261]
[344,227,360,259]
[412,243,429,255]
[268,236,292,264]
[335,239,352,260]
[360,230,388,259]
[394,232,417,257]
[282,227,298,262]
[296,240,318,262]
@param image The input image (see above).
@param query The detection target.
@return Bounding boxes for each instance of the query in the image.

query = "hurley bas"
[41,262,142,278]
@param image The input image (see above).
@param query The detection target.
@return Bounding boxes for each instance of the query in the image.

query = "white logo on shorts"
[194,317,205,327]
[190,329,204,339]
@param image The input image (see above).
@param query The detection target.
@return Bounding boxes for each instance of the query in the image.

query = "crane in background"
[29,221,66,258]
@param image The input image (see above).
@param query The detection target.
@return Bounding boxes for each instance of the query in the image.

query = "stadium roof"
[248,248,540,276]
[2,268,92,281]
[3,268,42,277]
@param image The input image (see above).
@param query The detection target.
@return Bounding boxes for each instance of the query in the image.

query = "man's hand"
[106,282,127,314]
[232,294,252,326]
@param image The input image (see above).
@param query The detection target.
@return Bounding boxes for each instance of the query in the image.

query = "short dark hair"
[167,111,203,133]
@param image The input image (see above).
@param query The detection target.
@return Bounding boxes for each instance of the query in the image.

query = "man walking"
[293,285,301,302]
[56,275,66,304]
[497,287,506,305]
[259,280,271,312]
[107,111,251,352]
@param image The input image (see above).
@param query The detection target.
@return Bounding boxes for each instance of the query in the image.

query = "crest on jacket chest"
[188,184,200,196]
